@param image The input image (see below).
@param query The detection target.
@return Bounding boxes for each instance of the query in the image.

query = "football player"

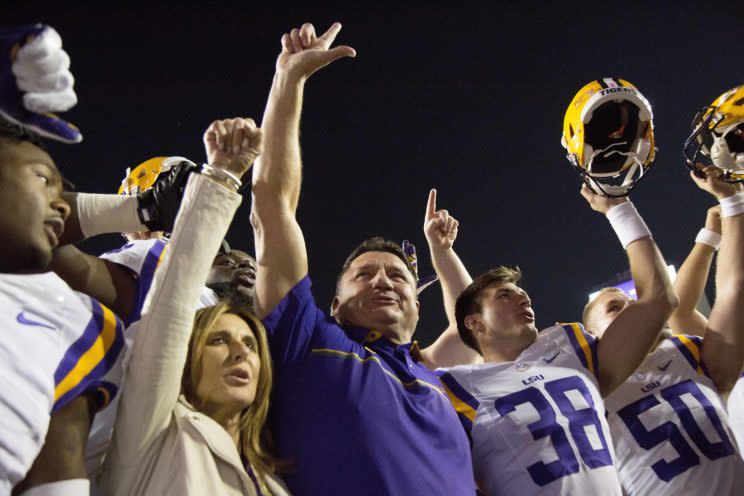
[0,120,124,496]
[583,85,744,495]
[207,242,257,310]
[585,165,744,496]
[438,184,676,496]
[710,87,744,455]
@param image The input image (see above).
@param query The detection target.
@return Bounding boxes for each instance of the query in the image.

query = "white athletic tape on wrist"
[719,192,744,218]
[76,193,147,237]
[695,228,722,250]
[18,479,89,496]
[606,201,652,249]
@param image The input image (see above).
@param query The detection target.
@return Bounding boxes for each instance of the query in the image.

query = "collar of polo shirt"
[345,327,423,362]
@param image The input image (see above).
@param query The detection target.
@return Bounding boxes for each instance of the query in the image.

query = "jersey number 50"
[616,379,735,482]
[494,376,613,486]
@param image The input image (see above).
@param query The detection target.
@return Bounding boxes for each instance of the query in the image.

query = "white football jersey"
[86,239,219,478]
[0,272,123,491]
[728,373,744,455]
[438,323,622,496]
[605,335,744,496]
[99,239,220,312]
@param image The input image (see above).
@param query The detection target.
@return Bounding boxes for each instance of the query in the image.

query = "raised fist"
[203,118,263,180]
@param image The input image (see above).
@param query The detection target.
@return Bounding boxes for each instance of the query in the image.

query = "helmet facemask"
[684,109,744,182]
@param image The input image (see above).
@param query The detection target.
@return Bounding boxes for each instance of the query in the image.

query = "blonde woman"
[182,303,282,493]
[101,118,289,495]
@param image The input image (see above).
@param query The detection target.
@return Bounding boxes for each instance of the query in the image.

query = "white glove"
[12,26,77,113]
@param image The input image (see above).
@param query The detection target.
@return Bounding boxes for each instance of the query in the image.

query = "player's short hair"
[335,237,418,294]
[582,287,627,329]
[455,266,523,355]
[0,118,46,149]
[0,119,74,191]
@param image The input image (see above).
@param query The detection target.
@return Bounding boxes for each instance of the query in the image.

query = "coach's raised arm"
[251,22,476,495]
[251,22,355,316]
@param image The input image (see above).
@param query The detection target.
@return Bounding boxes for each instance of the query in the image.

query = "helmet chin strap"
[585,150,645,196]
[620,161,640,189]
[586,141,628,175]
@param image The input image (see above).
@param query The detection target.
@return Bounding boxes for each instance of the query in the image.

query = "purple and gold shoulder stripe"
[562,323,599,378]
[670,335,709,377]
[436,370,479,436]
[52,301,124,412]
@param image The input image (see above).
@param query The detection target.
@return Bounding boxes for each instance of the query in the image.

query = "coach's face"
[332,251,420,343]
[0,138,70,273]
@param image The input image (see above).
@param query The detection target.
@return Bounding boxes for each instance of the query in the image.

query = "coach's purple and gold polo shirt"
[263,276,475,495]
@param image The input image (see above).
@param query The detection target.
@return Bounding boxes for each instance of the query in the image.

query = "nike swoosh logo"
[17,312,56,330]
[543,351,560,364]
[657,360,673,372]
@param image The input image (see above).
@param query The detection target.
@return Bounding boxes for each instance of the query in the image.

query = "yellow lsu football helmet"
[562,78,656,197]
[117,156,192,195]
[683,85,744,182]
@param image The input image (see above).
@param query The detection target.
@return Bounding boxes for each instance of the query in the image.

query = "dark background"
[4,1,743,345]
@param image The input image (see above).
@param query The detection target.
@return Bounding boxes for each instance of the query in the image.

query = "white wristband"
[719,191,744,218]
[76,193,148,237]
[695,228,722,250]
[606,201,652,249]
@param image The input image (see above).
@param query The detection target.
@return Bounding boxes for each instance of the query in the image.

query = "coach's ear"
[330,296,340,316]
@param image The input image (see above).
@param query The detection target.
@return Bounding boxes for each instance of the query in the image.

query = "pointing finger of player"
[426,188,437,219]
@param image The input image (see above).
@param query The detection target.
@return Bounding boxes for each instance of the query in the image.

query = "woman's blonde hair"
[181,301,279,477]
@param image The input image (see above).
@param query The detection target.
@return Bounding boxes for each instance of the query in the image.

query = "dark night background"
[4,1,743,345]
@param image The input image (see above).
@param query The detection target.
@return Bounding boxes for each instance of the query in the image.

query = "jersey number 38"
[494,376,613,486]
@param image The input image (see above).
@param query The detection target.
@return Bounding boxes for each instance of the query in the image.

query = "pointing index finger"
[426,188,437,218]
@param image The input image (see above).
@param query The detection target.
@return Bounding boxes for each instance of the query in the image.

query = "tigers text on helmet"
[683,85,744,183]
[561,78,656,197]
[117,156,192,195]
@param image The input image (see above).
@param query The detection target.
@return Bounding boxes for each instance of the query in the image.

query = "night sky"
[4,1,744,345]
